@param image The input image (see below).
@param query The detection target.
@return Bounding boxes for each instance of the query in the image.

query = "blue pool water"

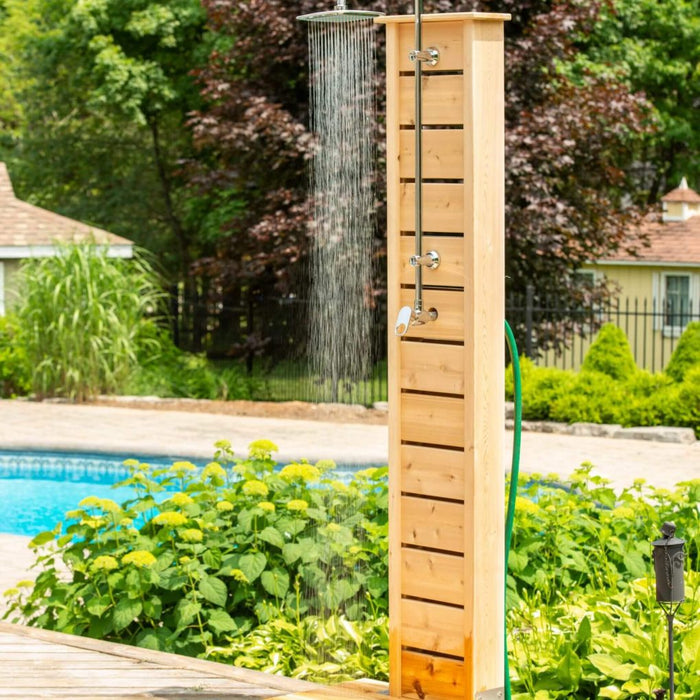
[0,451,182,537]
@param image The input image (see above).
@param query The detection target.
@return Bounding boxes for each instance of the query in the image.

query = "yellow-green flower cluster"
[152,511,188,527]
[258,501,276,513]
[279,462,320,483]
[92,555,119,572]
[78,496,121,513]
[216,500,234,512]
[202,461,227,481]
[121,550,156,568]
[242,480,269,497]
[180,528,203,543]
[169,492,194,507]
[169,461,197,477]
[515,496,539,516]
[286,499,309,513]
[230,568,249,583]
[248,439,279,458]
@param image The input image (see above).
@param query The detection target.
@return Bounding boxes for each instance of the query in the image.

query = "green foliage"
[127,327,258,401]
[511,326,698,434]
[582,324,637,381]
[665,321,700,383]
[507,357,575,421]
[660,367,700,436]
[15,243,165,401]
[0,314,29,396]
[3,440,389,678]
[507,466,700,698]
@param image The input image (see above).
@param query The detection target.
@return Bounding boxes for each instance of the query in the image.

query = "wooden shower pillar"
[376,13,509,700]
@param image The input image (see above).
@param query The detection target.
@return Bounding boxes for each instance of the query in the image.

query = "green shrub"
[4,440,388,672]
[582,324,637,380]
[660,366,700,437]
[507,357,575,421]
[0,315,30,397]
[665,321,700,382]
[127,327,257,400]
[549,370,627,424]
[15,243,165,401]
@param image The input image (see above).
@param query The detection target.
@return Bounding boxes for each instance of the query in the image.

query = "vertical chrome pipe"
[413,0,424,315]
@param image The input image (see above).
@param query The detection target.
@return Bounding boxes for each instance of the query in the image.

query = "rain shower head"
[297,2,384,22]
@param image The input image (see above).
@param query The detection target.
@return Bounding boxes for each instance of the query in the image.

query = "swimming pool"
[0,450,182,537]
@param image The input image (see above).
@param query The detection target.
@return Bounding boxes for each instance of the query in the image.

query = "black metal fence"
[171,287,697,405]
[506,288,699,373]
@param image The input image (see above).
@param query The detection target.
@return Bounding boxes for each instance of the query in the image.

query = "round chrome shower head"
[298,3,384,22]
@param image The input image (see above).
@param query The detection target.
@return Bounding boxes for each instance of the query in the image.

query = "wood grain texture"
[399,129,464,181]
[399,75,464,126]
[401,496,464,553]
[400,183,464,234]
[401,392,465,448]
[400,650,466,700]
[401,599,465,657]
[401,444,465,499]
[401,548,464,606]
[399,340,464,394]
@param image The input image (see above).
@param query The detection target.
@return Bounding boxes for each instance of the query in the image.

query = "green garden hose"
[504,320,522,700]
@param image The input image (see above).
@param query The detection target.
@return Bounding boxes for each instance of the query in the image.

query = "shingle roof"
[0,162,133,250]
[661,177,700,204]
[601,214,700,266]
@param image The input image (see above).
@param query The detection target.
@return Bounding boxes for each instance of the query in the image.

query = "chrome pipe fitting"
[409,250,440,270]
[409,47,440,66]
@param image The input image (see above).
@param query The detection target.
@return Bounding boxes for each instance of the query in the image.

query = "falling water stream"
[307,18,378,402]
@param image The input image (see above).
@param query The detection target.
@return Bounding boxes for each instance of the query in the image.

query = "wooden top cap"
[375,11,511,24]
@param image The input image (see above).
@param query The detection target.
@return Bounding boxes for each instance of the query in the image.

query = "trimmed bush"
[506,357,574,421]
[665,321,700,382]
[581,323,636,380]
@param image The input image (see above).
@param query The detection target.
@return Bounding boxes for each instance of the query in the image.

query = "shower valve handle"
[410,250,440,270]
[409,47,439,66]
[395,306,413,337]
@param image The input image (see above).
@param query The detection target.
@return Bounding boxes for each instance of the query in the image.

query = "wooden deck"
[0,622,389,700]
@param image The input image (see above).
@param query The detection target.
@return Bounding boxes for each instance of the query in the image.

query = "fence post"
[525,283,534,358]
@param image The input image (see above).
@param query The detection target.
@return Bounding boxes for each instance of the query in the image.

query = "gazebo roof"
[0,163,133,258]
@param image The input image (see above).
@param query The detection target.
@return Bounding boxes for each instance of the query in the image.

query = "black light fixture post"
[652,521,686,700]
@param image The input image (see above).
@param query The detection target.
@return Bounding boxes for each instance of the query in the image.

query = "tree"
[0,0,208,283]
[570,0,700,202]
[190,0,654,354]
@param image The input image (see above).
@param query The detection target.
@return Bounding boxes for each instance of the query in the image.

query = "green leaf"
[143,596,162,620]
[239,552,267,583]
[261,569,289,598]
[574,616,591,651]
[175,599,201,629]
[199,576,228,607]
[258,526,285,549]
[208,609,238,634]
[588,654,634,681]
[556,647,581,687]
[282,543,303,565]
[86,595,112,617]
[136,630,162,651]
[112,598,142,632]
[597,687,623,700]
[30,531,55,547]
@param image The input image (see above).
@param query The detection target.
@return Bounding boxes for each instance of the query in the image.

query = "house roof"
[600,215,700,266]
[0,162,133,257]
[599,178,700,267]
[661,177,700,204]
